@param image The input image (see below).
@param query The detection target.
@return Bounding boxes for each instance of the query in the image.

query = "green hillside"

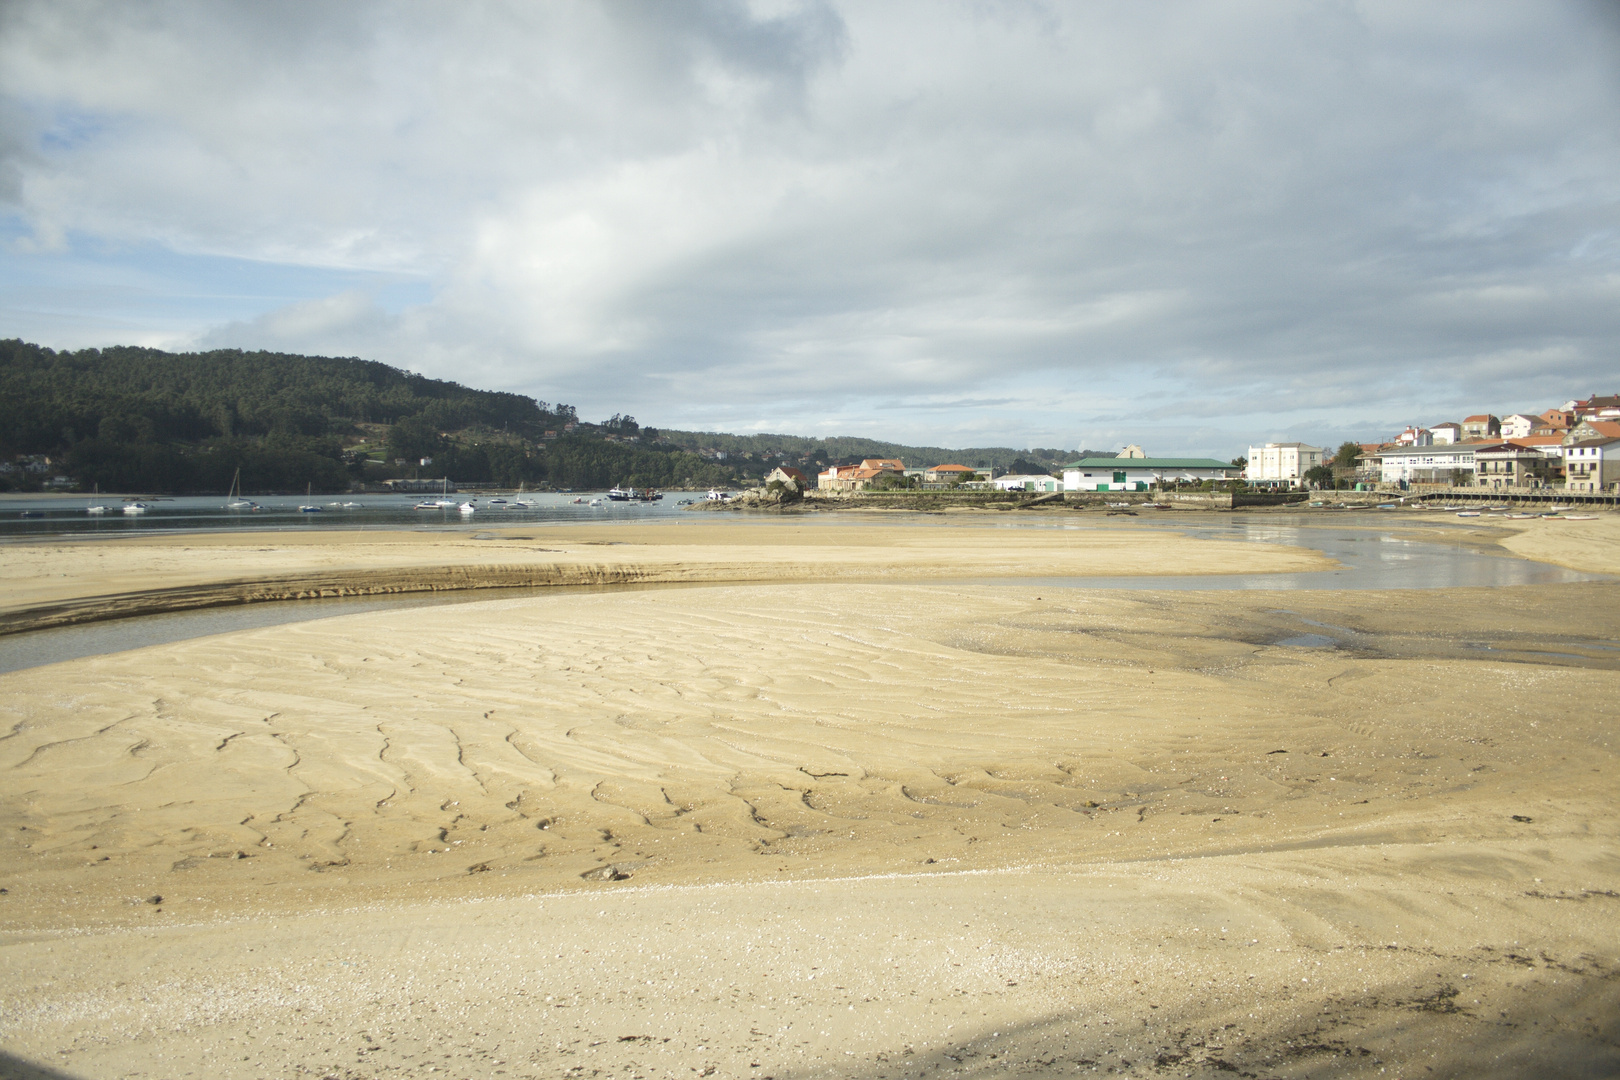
[0,339,1088,493]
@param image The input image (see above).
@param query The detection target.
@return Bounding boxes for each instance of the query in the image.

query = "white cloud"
[2,0,1619,453]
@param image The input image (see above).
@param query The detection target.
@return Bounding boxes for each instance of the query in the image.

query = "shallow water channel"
[0,518,1609,675]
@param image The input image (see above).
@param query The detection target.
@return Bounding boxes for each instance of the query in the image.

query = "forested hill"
[659,429,1093,472]
[0,338,566,450]
[0,338,1089,494]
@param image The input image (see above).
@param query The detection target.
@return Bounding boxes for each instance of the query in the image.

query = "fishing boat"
[607,485,634,501]
[224,468,258,510]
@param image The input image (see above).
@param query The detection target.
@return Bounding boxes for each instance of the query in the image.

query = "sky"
[2,0,1618,457]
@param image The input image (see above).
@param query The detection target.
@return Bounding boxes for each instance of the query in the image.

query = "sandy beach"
[1,514,1617,1078]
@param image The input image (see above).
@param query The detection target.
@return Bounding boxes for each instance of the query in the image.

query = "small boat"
[224,468,258,510]
[19,509,43,518]
[122,502,148,514]
[607,485,634,501]
[1456,510,1481,518]
[1549,505,1572,512]
[589,498,603,506]
[459,501,477,514]
[341,501,361,508]
[1505,512,1536,519]
[572,497,586,504]
[297,482,322,512]
[414,501,440,510]
[1564,514,1597,520]
[86,484,111,514]
[489,498,507,505]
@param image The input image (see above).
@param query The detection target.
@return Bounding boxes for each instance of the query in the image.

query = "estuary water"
[0,490,692,538]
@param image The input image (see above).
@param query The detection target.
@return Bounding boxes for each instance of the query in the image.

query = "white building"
[1245,443,1323,487]
[1063,457,1236,492]
[1374,445,1477,485]
[1500,414,1539,440]
[993,473,1063,492]
[1430,422,1462,445]
[1395,427,1432,447]
[1563,437,1619,492]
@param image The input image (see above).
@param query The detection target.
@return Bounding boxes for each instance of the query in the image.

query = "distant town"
[791,393,1619,496]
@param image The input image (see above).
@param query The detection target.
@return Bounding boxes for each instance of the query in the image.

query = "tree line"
[0,339,735,493]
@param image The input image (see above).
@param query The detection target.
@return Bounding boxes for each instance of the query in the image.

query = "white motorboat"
[122,502,148,514]
[459,501,477,514]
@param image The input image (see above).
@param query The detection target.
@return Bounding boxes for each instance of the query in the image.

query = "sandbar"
[0,516,1616,1078]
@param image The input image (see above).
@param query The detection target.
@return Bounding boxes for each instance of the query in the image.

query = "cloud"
[196,290,399,354]
[2,0,1619,453]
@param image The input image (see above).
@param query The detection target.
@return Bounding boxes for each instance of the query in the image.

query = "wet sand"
[0,521,1331,633]
[1,516,1617,1078]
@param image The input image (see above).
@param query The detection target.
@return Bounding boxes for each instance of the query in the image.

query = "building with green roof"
[1060,456,1238,492]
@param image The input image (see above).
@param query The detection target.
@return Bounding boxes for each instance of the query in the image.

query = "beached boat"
[1456,510,1481,517]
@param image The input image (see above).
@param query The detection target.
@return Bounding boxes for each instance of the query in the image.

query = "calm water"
[0,490,697,537]
[0,508,1610,674]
